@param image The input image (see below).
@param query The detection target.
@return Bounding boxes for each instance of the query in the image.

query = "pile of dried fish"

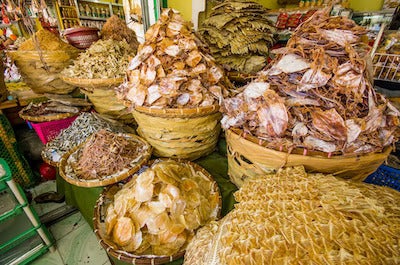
[42,112,130,164]
[221,11,400,155]
[199,0,276,74]
[101,15,139,53]
[20,101,83,117]
[70,130,145,180]
[104,159,220,256]
[184,166,400,264]
[62,39,134,79]
[117,8,234,109]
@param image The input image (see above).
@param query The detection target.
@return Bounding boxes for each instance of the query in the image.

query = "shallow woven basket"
[58,133,151,187]
[19,105,91,122]
[61,76,124,91]
[226,128,392,187]
[8,50,80,95]
[132,105,221,161]
[93,158,222,265]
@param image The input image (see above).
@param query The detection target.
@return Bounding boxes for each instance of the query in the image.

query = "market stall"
[1,0,400,264]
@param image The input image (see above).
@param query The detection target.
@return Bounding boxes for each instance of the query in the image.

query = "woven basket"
[93,158,222,264]
[7,50,80,95]
[19,104,91,123]
[61,76,124,91]
[58,133,151,187]
[226,128,392,187]
[132,105,221,161]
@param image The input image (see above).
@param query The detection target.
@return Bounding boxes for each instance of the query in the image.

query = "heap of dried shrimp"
[199,0,276,74]
[221,10,400,155]
[104,159,221,256]
[71,129,148,180]
[117,8,235,109]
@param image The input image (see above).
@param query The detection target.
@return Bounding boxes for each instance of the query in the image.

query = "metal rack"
[0,159,55,265]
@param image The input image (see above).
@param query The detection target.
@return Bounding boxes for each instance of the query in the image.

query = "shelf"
[60,5,76,8]
[79,0,111,5]
[79,15,107,21]
[62,17,80,20]
[0,189,26,222]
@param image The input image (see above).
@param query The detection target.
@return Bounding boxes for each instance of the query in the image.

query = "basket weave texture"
[226,129,392,187]
[93,159,222,264]
[8,50,80,94]
[59,133,151,187]
[132,105,221,161]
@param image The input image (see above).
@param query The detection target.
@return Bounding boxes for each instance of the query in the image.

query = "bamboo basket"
[61,76,124,92]
[93,158,222,265]
[58,133,151,187]
[226,128,392,187]
[19,104,91,122]
[132,105,221,160]
[7,50,80,95]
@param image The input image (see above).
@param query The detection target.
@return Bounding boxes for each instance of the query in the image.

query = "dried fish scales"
[62,39,134,79]
[117,8,234,109]
[72,130,143,180]
[184,166,400,265]
[221,10,400,155]
[199,0,276,74]
[104,159,220,256]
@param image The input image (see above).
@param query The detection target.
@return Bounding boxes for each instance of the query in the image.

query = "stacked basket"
[119,8,234,161]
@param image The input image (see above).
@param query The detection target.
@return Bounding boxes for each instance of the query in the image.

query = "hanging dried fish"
[221,10,400,155]
[117,8,235,109]
[199,0,276,74]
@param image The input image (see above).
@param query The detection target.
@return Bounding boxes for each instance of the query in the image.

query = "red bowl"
[64,27,99,49]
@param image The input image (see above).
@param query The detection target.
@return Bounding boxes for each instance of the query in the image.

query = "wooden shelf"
[0,100,18,110]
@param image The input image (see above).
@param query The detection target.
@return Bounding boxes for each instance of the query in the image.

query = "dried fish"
[221,10,399,155]
[105,159,220,256]
[62,39,135,79]
[199,0,276,74]
[117,9,234,109]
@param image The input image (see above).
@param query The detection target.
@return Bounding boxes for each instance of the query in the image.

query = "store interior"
[1,0,400,264]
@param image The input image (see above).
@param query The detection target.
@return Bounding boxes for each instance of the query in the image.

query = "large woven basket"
[58,133,151,187]
[8,50,80,94]
[226,128,392,187]
[132,105,221,161]
[93,158,222,264]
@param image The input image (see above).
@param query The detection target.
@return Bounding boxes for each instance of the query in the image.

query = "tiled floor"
[27,181,112,265]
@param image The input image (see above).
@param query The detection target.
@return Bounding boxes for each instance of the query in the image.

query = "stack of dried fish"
[117,8,234,109]
[62,39,134,79]
[70,130,146,180]
[42,112,130,164]
[19,101,86,117]
[104,159,220,256]
[199,0,276,74]
[221,11,400,155]
[101,15,139,53]
[184,166,400,264]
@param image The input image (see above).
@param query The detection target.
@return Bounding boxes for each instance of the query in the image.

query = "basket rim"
[61,76,124,89]
[19,104,91,122]
[93,158,222,264]
[58,133,152,188]
[134,104,220,118]
[228,128,392,158]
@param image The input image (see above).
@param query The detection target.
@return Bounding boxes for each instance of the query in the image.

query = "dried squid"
[104,159,221,256]
[117,8,235,109]
[221,10,400,155]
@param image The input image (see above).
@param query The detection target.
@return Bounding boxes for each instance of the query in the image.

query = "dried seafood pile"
[61,39,134,79]
[104,159,221,256]
[42,112,129,164]
[117,8,234,109]
[199,0,276,74]
[18,29,77,51]
[68,130,147,180]
[20,101,82,116]
[101,15,139,53]
[184,166,400,265]
[221,11,400,155]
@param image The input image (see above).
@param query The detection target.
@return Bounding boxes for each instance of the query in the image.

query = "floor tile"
[30,248,64,265]
[56,219,109,265]
[49,211,86,241]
